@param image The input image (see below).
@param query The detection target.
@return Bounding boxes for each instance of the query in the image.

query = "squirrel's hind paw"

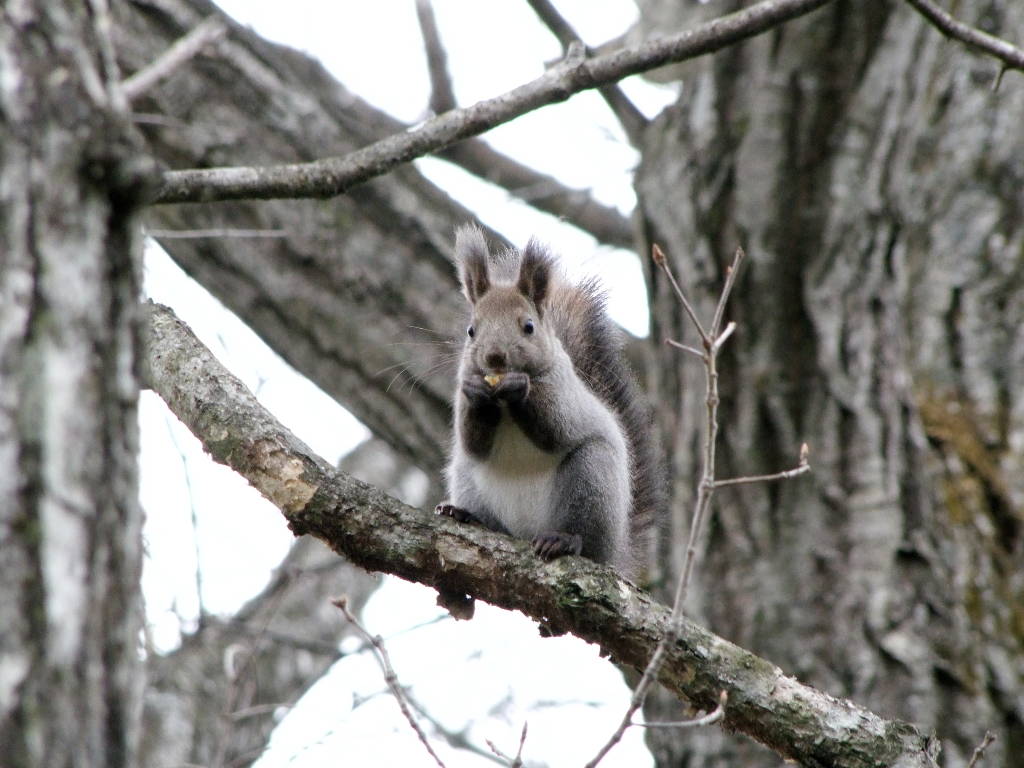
[532,531,583,561]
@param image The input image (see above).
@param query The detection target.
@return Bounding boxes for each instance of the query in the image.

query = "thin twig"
[586,247,741,767]
[904,0,1024,73]
[711,321,736,354]
[966,731,996,768]
[123,16,227,101]
[710,247,745,339]
[407,697,505,765]
[653,244,709,345]
[154,0,835,204]
[415,0,457,114]
[637,691,729,728]
[525,0,648,145]
[665,339,704,358]
[714,443,811,488]
[332,596,447,768]
[144,227,288,239]
[86,0,128,112]
[486,722,528,768]
[160,412,208,627]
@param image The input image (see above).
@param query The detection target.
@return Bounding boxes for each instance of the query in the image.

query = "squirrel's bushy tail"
[514,240,667,570]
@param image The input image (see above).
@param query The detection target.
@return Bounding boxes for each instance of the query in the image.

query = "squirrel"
[436,224,664,578]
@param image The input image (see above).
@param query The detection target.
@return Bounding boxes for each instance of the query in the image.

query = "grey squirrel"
[437,225,664,577]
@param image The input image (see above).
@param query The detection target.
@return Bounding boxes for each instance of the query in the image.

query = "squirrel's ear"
[517,238,551,313]
[455,224,490,304]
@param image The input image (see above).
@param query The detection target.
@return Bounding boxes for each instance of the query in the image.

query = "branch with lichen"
[141,299,938,768]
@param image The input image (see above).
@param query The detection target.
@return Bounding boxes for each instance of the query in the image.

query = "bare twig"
[525,0,648,145]
[713,443,811,489]
[123,16,227,101]
[160,411,208,627]
[415,0,457,114]
[710,247,744,338]
[966,731,997,768]
[589,242,811,765]
[144,227,287,239]
[904,0,1024,74]
[653,244,709,345]
[332,596,447,768]
[86,0,128,112]
[587,246,741,767]
[665,339,704,359]
[486,722,528,767]
[406,696,505,765]
[638,691,729,729]
[154,0,834,204]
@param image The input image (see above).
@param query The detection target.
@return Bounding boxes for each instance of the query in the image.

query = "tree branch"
[153,0,835,204]
[525,0,648,145]
[123,15,226,101]
[904,0,1024,73]
[411,0,633,246]
[415,0,457,115]
[142,299,939,768]
[438,140,634,248]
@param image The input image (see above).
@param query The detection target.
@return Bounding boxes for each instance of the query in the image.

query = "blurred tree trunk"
[635,1,1023,766]
[0,3,151,767]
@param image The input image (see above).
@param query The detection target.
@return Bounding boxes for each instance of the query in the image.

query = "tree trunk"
[635,1,1023,765]
[0,3,152,767]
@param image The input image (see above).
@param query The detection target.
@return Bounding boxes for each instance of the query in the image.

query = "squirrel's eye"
[523,319,535,335]
[467,325,475,338]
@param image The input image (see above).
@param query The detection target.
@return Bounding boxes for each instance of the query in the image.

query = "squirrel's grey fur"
[439,224,664,577]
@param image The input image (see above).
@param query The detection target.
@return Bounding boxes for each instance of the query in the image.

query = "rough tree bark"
[0,2,153,767]
[635,1,1023,766]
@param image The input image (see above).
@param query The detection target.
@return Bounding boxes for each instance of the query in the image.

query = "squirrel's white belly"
[471,417,564,539]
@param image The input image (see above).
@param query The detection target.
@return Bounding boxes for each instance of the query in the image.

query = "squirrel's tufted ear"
[517,238,551,314]
[455,224,491,304]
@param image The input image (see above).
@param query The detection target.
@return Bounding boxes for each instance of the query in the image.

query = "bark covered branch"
[153,0,835,204]
[525,0,648,145]
[142,300,940,768]
[905,0,1024,73]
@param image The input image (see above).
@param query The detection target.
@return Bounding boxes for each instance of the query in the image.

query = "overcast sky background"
[140,2,679,764]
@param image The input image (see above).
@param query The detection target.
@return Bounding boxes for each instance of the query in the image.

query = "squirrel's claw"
[532,531,583,561]
[436,503,482,526]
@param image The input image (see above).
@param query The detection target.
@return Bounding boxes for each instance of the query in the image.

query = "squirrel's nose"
[484,350,507,370]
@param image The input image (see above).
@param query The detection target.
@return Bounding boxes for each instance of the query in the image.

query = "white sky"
[141,1,678,765]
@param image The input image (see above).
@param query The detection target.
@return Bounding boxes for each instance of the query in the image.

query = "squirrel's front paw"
[494,370,530,404]
[532,531,583,561]
[436,503,481,526]
[461,375,495,406]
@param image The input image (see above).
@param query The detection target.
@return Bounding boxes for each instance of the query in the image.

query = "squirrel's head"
[454,224,559,378]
